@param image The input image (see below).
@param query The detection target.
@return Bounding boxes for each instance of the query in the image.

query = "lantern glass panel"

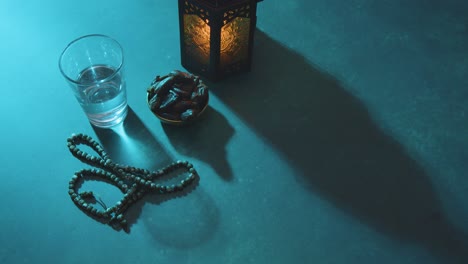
[220,16,250,73]
[183,14,210,70]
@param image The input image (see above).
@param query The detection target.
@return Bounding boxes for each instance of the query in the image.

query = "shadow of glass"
[91,108,220,246]
[93,108,173,169]
[162,106,235,181]
[210,30,468,263]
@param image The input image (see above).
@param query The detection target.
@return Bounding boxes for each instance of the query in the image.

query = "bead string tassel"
[66,133,199,231]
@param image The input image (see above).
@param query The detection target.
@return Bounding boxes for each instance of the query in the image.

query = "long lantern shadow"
[209,29,468,263]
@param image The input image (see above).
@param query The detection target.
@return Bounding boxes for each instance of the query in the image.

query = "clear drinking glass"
[59,34,128,128]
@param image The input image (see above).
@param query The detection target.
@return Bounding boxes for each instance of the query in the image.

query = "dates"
[148,70,208,123]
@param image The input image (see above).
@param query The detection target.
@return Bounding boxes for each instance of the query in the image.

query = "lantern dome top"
[197,0,262,8]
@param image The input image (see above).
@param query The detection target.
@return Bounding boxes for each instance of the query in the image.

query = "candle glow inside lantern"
[178,0,262,81]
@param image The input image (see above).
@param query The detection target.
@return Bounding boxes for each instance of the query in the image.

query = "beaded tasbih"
[66,133,198,231]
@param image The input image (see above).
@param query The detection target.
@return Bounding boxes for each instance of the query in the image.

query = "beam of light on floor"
[108,122,145,166]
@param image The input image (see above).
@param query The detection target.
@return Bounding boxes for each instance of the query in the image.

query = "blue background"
[0,0,467,263]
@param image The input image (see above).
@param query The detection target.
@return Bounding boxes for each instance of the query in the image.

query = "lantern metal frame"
[178,0,262,81]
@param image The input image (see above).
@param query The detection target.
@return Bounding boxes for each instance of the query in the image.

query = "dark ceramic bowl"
[146,92,209,125]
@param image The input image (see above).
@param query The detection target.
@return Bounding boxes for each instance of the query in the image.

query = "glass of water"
[59,34,128,128]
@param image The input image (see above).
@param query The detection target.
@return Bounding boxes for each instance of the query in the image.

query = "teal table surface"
[0,0,467,263]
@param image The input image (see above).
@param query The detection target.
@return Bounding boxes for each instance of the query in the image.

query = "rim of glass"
[58,34,124,85]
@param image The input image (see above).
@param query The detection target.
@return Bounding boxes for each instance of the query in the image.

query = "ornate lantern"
[178,0,262,81]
